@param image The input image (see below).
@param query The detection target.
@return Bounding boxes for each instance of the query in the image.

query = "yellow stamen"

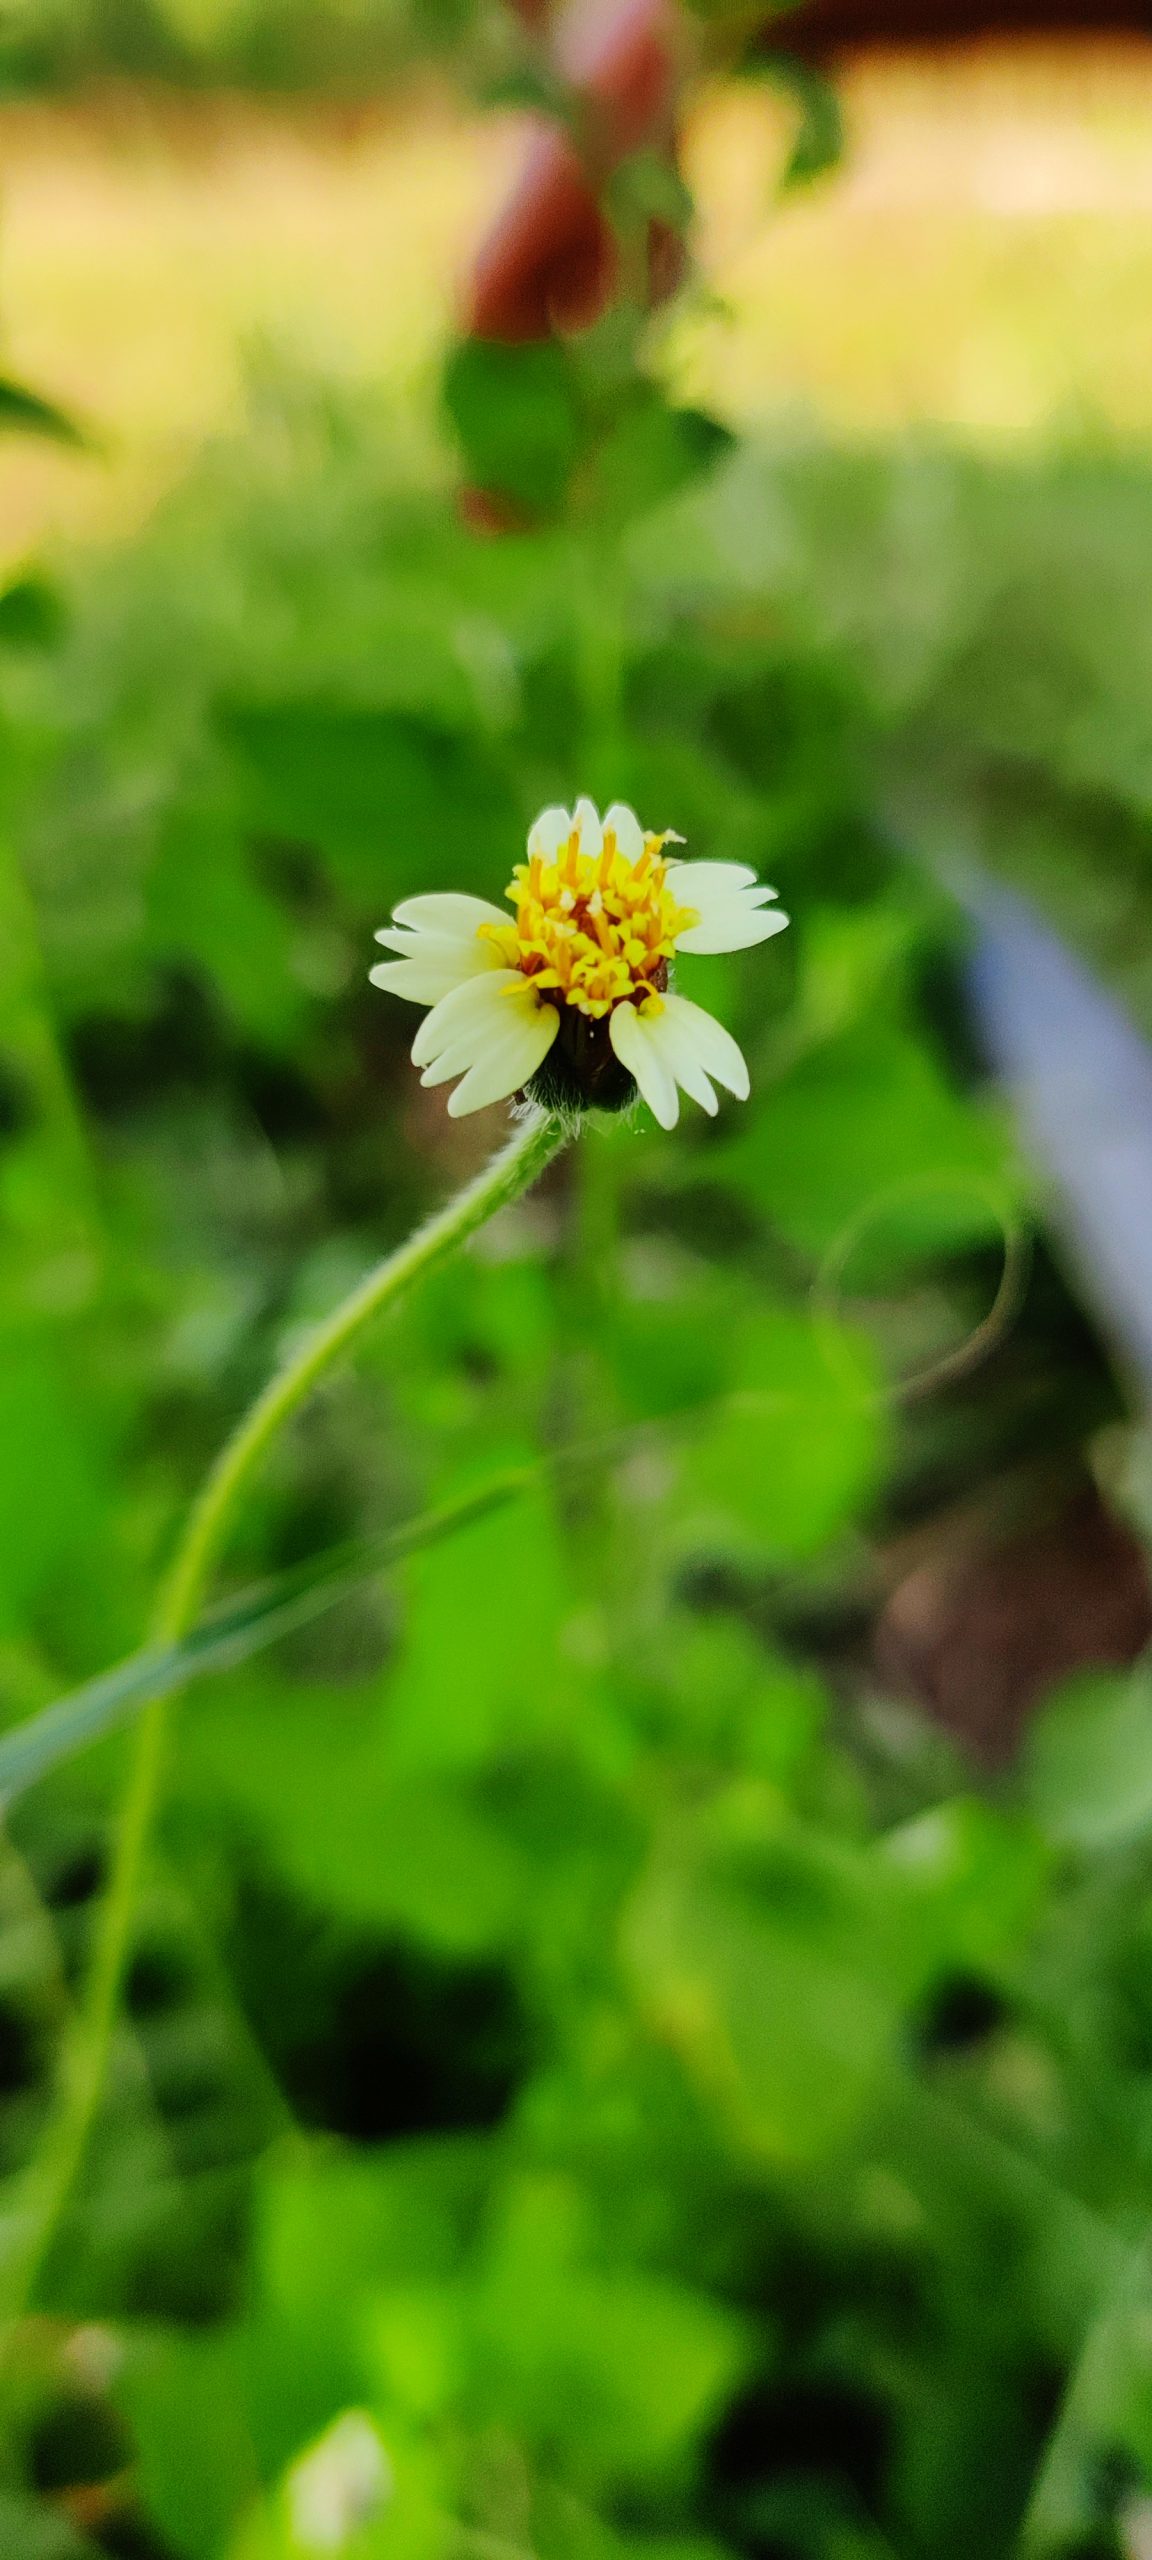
[480,827,697,1020]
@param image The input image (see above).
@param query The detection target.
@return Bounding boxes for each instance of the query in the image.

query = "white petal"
[683,1065,719,1115]
[602,802,644,861]
[658,992,750,1099]
[373,925,503,975]
[391,892,510,935]
[665,860,768,902]
[374,926,424,955]
[417,979,548,1086]
[527,805,572,859]
[647,1018,718,1115]
[666,1049,718,1114]
[572,797,603,862]
[369,959,474,1006]
[420,1027,510,1085]
[675,905,790,957]
[609,1002,679,1130]
[418,975,552,1089]
[446,995,559,1117]
[411,968,525,1067]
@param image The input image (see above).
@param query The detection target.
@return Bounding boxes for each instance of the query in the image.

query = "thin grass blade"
[0,1469,531,1806]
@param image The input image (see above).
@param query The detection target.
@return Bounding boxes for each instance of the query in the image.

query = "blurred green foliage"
[0,0,488,95]
[0,0,811,101]
[5,317,1152,2560]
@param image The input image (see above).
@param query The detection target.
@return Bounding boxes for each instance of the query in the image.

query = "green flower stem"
[0,1108,566,2333]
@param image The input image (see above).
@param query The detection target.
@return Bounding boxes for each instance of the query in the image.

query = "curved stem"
[0,1108,566,2330]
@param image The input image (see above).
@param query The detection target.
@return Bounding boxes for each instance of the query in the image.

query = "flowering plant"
[1,791,788,2342]
[371,798,788,1126]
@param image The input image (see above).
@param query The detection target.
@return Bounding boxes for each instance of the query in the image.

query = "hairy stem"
[0,1108,565,2331]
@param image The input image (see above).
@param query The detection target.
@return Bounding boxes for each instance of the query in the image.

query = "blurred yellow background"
[6,40,1152,571]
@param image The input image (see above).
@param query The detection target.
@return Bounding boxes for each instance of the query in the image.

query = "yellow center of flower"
[479,823,698,1020]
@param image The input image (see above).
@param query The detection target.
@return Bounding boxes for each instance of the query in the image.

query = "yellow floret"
[479,821,697,1020]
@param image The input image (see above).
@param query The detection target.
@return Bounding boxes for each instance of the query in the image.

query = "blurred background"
[10,1,1152,2553]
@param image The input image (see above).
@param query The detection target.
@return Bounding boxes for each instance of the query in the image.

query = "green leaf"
[148,793,308,1051]
[880,1797,1050,1977]
[0,1335,105,1633]
[380,1491,576,1775]
[673,1307,883,1563]
[0,2490,90,2557]
[224,702,513,899]
[116,2329,259,2560]
[367,2172,747,2484]
[0,376,89,448]
[605,151,695,239]
[443,339,585,517]
[742,53,845,192]
[1022,1661,1152,1853]
[588,396,733,526]
[625,1789,902,2162]
[0,576,68,650]
[0,837,102,1317]
[476,64,580,127]
[720,1023,1010,1271]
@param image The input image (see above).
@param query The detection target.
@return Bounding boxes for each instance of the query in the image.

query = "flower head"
[287,2412,392,2552]
[370,797,788,1127]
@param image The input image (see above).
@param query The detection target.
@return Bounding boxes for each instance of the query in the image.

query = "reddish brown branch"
[466,0,681,343]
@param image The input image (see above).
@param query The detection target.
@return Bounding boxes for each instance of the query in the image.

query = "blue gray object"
[965,879,1152,1403]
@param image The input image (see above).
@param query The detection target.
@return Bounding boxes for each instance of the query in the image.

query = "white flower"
[287,2411,393,2553]
[370,797,788,1128]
